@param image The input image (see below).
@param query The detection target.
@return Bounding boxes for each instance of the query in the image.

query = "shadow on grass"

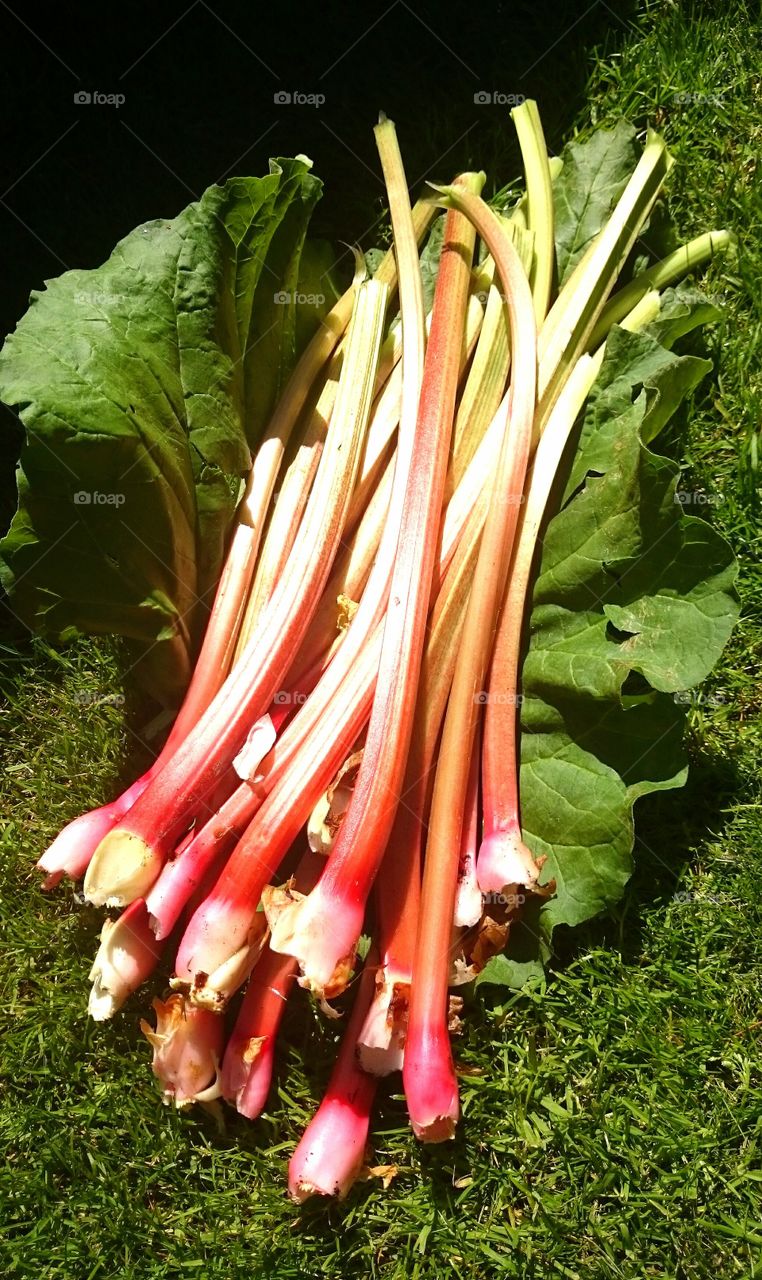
[551,731,744,970]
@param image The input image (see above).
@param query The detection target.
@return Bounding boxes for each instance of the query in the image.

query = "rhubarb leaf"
[477,306,738,990]
[419,215,446,314]
[553,120,640,285]
[0,159,322,702]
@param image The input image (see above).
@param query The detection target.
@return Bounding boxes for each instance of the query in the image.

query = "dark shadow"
[550,733,744,969]
[0,0,639,534]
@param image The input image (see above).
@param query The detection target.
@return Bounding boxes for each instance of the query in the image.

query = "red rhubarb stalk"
[144,699,301,940]
[170,437,496,1002]
[477,309,652,895]
[454,722,483,928]
[38,474,269,888]
[36,267,363,892]
[404,183,537,1142]
[287,950,379,1203]
[83,280,388,909]
[172,628,382,1002]
[265,173,485,999]
[357,482,486,1071]
[168,400,496,1007]
[220,851,323,1120]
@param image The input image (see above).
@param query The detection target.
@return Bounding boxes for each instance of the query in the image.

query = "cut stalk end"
[263,881,359,1000]
[403,1022,460,1143]
[476,826,542,897]
[141,994,224,1108]
[84,829,163,907]
[173,907,267,1010]
[357,968,410,1075]
[221,1033,276,1120]
[87,899,160,1021]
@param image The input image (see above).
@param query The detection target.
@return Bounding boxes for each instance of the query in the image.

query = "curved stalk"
[265,174,484,1000]
[404,185,537,1142]
[84,280,388,908]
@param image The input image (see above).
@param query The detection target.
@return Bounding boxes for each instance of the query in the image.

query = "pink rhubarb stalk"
[357,491,485,1072]
[87,898,162,1021]
[287,951,379,1203]
[454,722,483,928]
[404,183,537,1142]
[477,346,618,897]
[141,994,224,1108]
[144,700,299,940]
[172,628,381,1001]
[37,775,151,889]
[83,279,388,909]
[171,457,492,1004]
[266,172,485,999]
[220,851,323,1120]
[37,459,301,889]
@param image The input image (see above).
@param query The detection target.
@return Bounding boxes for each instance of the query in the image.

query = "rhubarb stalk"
[287,950,379,1203]
[84,279,387,908]
[478,293,663,897]
[265,172,484,998]
[357,481,485,1072]
[403,182,537,1142]
[220,851,323,1120]
[174,118,429,999]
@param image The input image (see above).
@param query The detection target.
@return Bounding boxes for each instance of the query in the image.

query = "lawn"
[1,2,760,1277]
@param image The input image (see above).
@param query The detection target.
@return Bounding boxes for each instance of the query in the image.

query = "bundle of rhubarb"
[1,104,739,1202]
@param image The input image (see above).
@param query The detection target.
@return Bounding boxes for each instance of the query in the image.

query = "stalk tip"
[84,829,162,907]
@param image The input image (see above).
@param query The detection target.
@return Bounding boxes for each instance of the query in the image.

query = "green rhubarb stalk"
[231,199,435,658]
[291,293,484,685]
[537,130,674,439]
[478,288,663,899]
[512,99,555,325]
[589,228,736,349]
[235,309,407,647]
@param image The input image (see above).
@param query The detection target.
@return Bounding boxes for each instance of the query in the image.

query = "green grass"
[1,3,761,1277]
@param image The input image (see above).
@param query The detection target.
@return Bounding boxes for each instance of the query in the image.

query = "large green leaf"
[0,159,322,701]
[553,120,641,285]
[477,296,738,989]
